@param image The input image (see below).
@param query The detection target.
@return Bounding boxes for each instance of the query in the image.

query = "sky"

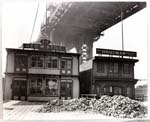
[2,1,148,85]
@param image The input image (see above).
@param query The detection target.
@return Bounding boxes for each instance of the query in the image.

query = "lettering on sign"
[96,48,137,57]
[23,43,66,52]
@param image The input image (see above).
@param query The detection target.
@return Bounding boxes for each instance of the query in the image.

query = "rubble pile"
[91,95,147,118]
[37,95,147,118]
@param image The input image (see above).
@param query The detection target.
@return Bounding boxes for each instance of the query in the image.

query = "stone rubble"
[37,95,147,118]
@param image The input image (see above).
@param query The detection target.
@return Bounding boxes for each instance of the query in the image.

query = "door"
[60,82,72,100]
[12,80,27,100]
[95,85,101,98]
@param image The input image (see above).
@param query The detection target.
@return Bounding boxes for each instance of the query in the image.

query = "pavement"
[2,100,149,121]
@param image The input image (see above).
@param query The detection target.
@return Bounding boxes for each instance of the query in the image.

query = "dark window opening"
[45,56,58,68]
[97,62,105,73]
[15,54,27,72]
[61,58,72,74]
[31,55,44,68]
[30,78,43,95]
[123,63,130,74]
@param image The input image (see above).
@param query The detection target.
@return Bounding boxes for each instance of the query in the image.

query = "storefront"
[80,48,138,99]
[5,39,80,101]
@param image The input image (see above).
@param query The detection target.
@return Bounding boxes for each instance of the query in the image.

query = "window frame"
[61,57,72,75]
[45,56,59,69]
[60,79,73,98]
[29,77,43,96]
[97,61,105,73]
[114,63,119,73]
[30,55,44,68]
[123,63,130,74]
[15,54,28,73]
[45,78,59,96]
[108,63,114,74]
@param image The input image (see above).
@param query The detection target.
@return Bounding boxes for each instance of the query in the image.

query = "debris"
[37,95,147,118]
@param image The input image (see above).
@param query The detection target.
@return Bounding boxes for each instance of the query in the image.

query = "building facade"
[80,48,138,99]
[4,40,80,101]
[135,84,147,101]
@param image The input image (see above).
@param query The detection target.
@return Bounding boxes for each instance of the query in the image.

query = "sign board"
[96,48,137,57]
[23,43,66,52]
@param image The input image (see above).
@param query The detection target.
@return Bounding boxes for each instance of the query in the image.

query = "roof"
[6,48,80,56]
[94,56,139,63]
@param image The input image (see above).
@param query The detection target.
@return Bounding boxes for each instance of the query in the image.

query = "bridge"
[37,2,146,63]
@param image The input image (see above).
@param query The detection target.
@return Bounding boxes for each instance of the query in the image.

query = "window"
[31,55,44,68]
[114,86,122,95]
[108,63,118,74]
[108,63,113,73]
[103,86,123,96]
[110,86,113,92]
[114,63,118,73]
[45,78,58,96]
[45,56,58,68]
[30,78,42,95]
[97,62,105,73]
[123,63,130,74]
[127,87,132,98]
[61,58,72,74]
[60,79,72,98]
[15,54,27,72]
[61,60,66,69]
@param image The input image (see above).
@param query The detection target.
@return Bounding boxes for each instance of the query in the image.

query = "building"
[80,48,138,99]
[2,77,5,100]
[4,39,80,101]
[135,84,147,101]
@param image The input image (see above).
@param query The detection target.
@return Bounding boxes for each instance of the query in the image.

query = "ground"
[3,100,149,121]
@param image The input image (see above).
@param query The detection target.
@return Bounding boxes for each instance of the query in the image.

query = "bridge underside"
[38,2,146,61]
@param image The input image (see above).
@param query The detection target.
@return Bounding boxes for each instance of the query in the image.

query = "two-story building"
[80,48,138,99]
[4,39,80,101]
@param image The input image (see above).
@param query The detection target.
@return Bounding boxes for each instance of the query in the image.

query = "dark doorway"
[60,82,72,99]
[12,80,27,100]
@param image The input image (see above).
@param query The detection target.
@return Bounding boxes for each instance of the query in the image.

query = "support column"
[50,28,55,43]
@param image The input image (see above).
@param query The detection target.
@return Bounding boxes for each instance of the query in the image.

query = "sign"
[23,43,66,52]
[81,44,88,63]
[96,48,137,57]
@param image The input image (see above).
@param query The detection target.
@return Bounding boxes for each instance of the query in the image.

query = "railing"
[80,94,97,99]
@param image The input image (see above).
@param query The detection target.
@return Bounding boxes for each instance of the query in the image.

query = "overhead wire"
[29,3,40,43]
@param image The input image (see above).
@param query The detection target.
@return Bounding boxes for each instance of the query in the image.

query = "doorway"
[12,80,27,100]
[60,81,72,99]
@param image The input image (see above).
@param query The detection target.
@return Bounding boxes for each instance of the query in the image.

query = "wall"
[93,60,134,79]
[79,69,92,94]
[72,56,79,76]
[4,75,13,100]
[72,77,79,98]
[28,68,60,75]
[6,52,14,73]
[93,80,135,99]
[28,97,59,101]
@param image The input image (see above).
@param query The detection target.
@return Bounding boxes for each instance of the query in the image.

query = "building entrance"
[103,86,123,96]
[60,82,72,99]
[12,80,27,100]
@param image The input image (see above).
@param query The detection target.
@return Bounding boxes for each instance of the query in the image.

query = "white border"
[1,0,150,122]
